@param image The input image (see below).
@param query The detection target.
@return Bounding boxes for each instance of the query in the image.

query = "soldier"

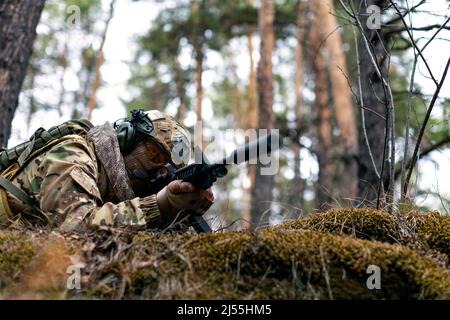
[0,109,214,232]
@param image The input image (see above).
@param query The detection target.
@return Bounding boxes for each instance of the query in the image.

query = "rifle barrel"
[224,133,279,165]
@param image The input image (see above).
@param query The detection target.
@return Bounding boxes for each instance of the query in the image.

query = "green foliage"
[20,0,103,127]
[21,0,450,214]
[126,0,297,115]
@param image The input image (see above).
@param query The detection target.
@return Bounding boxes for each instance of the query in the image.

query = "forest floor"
[0,208,449,299]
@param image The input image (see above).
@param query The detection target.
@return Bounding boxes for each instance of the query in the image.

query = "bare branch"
[343,0,394,208]
[352,25,380,180]
[383,0,426,25]
[404,57,450,196]
[337,0,355,19]
[353,11,393,209]
[389,0,439,85]
[401,0,419,201]
[396,135,450,180]
[387,53,396,210]
[385,24,450,35]
[86,0,116,120]
[421,17,450,52]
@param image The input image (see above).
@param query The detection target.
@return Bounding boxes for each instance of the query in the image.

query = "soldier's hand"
[156,180,214,223]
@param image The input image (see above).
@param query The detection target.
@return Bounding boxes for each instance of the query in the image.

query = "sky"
[9,0,450,211]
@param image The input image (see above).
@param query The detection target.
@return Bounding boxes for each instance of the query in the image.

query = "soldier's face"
[123,139,171,197]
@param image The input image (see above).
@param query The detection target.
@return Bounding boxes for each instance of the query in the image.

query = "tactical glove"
[156,180,214,224]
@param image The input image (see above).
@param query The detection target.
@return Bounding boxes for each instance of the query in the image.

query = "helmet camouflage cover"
[136,109,191,167]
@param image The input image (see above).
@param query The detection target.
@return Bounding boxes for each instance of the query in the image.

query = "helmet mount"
[114,108,155,155]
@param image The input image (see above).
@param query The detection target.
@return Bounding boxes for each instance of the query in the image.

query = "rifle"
[137,133,279,233]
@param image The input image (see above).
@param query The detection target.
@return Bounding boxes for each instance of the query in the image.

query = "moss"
[0,231,37,288]
[277,208,450,260]
[1,208,450,300]
[12,239,72,299]
[119,229,450,299]
[0,230,79,299]
[276,208,400,243]
[412,212,450,258]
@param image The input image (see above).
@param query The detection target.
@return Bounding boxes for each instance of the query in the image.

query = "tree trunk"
[246,30,258,131]
[26,68,38,138]
[56,40,68,118]
[154,71,163,111]
[220,181,230,227]
[310,2,333,208]
[289,0,307,210]
[354,0,390,203]
[241,12,258,228]
[72,47,95,119]
[294,0,305,131]
[86,0,116,120]
[193,46,204,149]
[0,0,46,147]
[194,46,203,123]
[174,60,186,123]
[290,142,304,210]
[317,0,358,204]
[251,0,275,227]
[191,0,204,149]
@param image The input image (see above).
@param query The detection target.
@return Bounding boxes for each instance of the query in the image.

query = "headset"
[114,109,155,155]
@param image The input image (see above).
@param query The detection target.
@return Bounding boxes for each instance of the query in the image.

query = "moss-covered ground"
[1,208,449,299]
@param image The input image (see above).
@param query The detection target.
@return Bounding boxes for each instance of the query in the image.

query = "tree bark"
[174,60,186,123]
[246,29,258,131]
[153,71,163,111]
[241,6,258,228]
[0,0,46,147]
[289,0,307,209]
[25,67,38,138]
[251,0,275,227]
[86,0,116,120]
[317,0,358,204]
[194,46,203,123]
[310,2,334,208]
[191,0,204,149]
[56,40,68,118]
[72,47,95,119]
[354,0,390,203]
[294,0,305,131]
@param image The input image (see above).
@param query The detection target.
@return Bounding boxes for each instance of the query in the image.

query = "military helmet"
[114,109,191,167]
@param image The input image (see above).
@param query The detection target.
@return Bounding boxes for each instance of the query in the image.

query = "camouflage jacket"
[3,134,162,231]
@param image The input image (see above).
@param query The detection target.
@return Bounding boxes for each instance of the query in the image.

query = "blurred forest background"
[0,0,449,229]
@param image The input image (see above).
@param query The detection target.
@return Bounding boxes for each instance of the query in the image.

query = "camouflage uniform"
[0,110,190,232]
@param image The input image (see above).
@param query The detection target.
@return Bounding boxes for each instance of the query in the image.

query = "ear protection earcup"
[115,121,136,155]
